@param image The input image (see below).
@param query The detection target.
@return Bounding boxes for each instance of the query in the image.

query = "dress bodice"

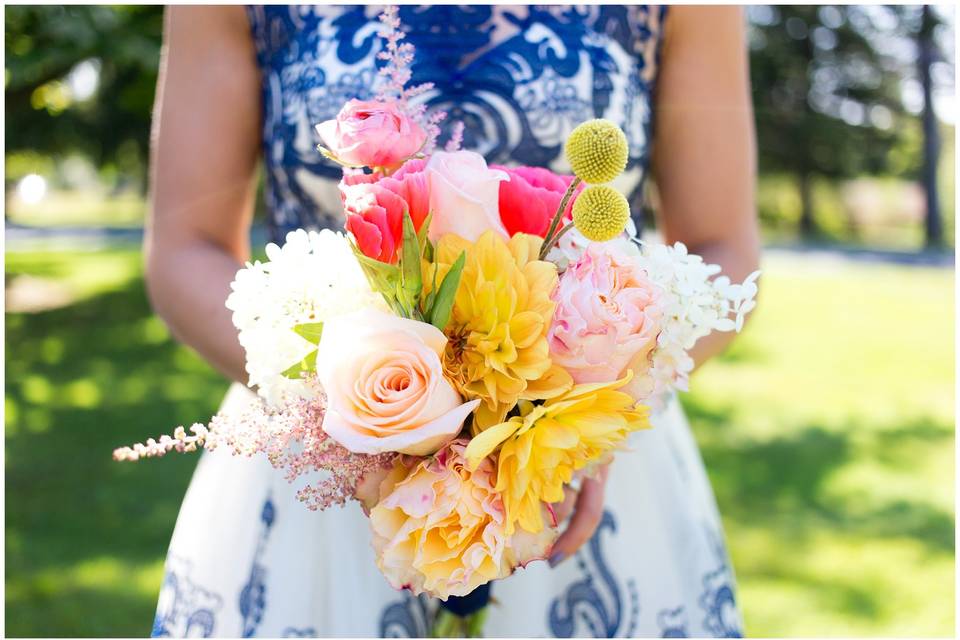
[246,5,668,242]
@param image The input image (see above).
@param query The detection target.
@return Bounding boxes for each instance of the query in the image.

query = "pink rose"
[340,158,430,264]
[425,151,510,242]
[315,309,480,456]
[493,165,585,237]
[316,99,427,170]
[548,244,663,399]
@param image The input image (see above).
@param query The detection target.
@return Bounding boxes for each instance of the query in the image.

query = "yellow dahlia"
[464,375,650,534]
[429,231,573,429]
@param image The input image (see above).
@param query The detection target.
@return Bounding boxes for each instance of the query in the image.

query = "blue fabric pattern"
[658,606,689,638]
[245,5,668,242]
[152,557,224,638]
[698,527,744,638]
[239,496,277,637]
[548,510,640,638]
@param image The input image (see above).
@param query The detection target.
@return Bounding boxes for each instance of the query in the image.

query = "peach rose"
[369,440,555,600]
[315,309,479,456]
[315,99,427,170]
[425,151,510,242]
[548,243,663,400]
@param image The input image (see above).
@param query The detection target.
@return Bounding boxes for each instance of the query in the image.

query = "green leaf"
[399,211,423,314]
[281,349,317,380]
[292,321,323,345]
[429,251,466,330]
[422,261,440,318]
[348,236,402,309]
[417,211,434,262]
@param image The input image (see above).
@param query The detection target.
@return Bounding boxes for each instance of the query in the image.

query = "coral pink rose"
[425,151,510,242]
[340,158,430,264]
[316,99,427,170]
[493,165,585,237]
[315,309,480,456]
[369,440,555,599]
[548,244,663,400]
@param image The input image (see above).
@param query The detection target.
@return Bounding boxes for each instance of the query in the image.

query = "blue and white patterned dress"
[152,6,744,638]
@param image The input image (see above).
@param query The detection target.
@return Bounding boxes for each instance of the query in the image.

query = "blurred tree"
[916,6,943,247]
[4,5,163,191]
[748,6,915,238]
[910,5,949,248]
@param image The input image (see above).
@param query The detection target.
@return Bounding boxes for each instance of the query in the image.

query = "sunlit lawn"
[4,247,955,637]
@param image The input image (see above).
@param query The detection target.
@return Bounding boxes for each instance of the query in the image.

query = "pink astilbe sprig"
[375,5,446,153]
[444,120,465,152]
[375,5,430,105]
[113,377,397,510]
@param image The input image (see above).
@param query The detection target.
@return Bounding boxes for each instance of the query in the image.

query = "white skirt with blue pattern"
[151,383,743,638]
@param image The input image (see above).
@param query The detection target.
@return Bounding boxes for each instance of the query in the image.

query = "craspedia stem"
[542,176,581,253]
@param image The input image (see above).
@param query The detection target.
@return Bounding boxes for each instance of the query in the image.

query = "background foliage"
[4,4,956,638]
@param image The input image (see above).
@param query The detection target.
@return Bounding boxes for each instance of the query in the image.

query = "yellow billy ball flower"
[565,119,629,184]
[572,185,630,242]
[464,373,651,534]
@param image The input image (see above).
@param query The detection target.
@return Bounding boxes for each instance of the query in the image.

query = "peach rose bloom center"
[316,309,479,456]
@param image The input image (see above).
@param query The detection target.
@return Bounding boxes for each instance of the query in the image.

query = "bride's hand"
[548,463,611,566]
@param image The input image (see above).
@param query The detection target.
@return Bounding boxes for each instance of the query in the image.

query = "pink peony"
[425,151,510,242]
[316,99,427,170]
[548,244,663,400]
[340,158,430,264]
[493,165,585,237]
[369,439,555,600]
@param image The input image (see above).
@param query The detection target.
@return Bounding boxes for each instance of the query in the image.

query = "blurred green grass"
[4,248,955,637]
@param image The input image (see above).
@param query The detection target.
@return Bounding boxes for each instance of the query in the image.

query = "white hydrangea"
[546,217,640,271]
[225,229,385,406]
[633,240,760,409]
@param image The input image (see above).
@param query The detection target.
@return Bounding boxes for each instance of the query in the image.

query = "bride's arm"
[652,5,762,367]
[145,6,260,383]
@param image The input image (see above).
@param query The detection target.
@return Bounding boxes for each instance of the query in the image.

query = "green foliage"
[4,5,163,188]
[280,322,324,379]
[748,6,913,181]
[399,212,424,318]
[5,248,953,637]
[427,251,466,331]
[293,322,324,345]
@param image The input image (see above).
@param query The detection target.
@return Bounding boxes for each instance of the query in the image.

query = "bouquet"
[115,7,758,636]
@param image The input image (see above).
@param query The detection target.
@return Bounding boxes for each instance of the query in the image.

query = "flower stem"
[541,177,581,251]
[541,222,576,260]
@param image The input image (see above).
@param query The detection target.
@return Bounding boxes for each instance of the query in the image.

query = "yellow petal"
[464,419,521,469]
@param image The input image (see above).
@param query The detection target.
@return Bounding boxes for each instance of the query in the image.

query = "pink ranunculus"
[315,99,427,170]
[315,309,480,456]
[548,243,664,400]
[341,178,407,264]
[425,151,510,242]
[493,165,585,237]
[340,158,431,263]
